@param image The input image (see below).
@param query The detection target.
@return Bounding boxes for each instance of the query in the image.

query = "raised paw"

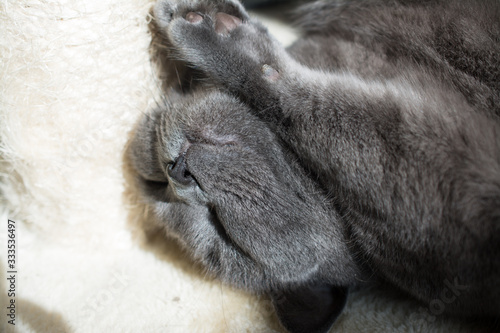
[152,0,287,100]
[154,0,249,35]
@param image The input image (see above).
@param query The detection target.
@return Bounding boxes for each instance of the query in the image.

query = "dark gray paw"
[153,0,284,93]
[154,0,249,33]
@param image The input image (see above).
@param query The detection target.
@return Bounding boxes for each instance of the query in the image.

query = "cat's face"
[128,91,357,291]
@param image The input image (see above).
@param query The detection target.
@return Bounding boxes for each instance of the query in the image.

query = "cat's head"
[128,90,358,289]
[127,90,357,330]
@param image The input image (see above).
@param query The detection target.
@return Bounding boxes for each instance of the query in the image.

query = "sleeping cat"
[128,0,500,332]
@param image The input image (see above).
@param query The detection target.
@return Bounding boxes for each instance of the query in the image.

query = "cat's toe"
[153,0,177,29]
[185,12,203,24]
[215,12,243,35]
[180,11,244,37]
[154,0,249,31]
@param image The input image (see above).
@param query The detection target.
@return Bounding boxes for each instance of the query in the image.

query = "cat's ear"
[270,284,348,333]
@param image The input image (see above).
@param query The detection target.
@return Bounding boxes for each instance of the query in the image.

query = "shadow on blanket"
[1,262,70,333]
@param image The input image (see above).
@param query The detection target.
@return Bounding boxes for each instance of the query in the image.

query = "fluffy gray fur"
[128,0,500,332]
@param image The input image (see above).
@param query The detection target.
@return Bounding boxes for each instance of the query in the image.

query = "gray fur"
[129,0,500,331]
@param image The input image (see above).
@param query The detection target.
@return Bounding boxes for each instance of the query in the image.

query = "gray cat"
[128,0,500,332]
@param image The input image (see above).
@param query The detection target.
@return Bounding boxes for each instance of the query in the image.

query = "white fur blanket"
[0,0,484,332]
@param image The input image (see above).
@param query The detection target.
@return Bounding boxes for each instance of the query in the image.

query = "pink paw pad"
[215,12,242,35]
[186,12,203,24]
[262,64,280,81]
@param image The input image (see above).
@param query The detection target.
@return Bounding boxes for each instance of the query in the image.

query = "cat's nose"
[167,154,194,186]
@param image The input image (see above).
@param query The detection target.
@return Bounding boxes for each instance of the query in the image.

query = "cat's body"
[129,1,500,332]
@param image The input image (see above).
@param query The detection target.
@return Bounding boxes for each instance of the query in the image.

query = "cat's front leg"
[154,0,289,109]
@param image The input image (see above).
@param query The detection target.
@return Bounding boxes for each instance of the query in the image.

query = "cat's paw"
[154,0,249,33]
[153,0,284,92]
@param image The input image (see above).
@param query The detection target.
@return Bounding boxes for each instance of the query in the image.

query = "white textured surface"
[0,0,483,332]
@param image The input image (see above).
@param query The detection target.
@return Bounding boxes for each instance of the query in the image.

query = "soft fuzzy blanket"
[0,0,488,332]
